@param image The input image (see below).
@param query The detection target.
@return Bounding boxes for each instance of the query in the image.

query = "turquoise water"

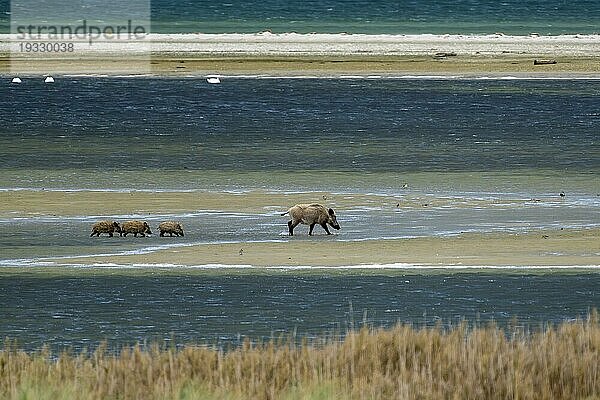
[2,0,599,34]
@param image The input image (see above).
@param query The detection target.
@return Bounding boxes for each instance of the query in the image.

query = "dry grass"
[1,312,599,400]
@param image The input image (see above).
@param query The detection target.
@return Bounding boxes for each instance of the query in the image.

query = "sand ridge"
[2,33,599,76]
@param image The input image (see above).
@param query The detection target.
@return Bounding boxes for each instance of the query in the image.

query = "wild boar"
[281,204,340,236]
[158,221,184,237]
[121,220,152,237]
[90,220,122,237]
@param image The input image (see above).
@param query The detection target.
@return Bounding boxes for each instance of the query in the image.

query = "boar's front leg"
[309,223,316,235]
[321,223,332,235]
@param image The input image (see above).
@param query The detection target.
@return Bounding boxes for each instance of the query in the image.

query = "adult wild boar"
[121,220,152,237]
[158,221,184,237]
[90,220,122,237]
[282,204,340,236]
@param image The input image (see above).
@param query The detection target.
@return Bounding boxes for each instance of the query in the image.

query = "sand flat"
[1,33,599,76]
[36,228,600,268]
[0,189,574,218]
[2,190,597,268]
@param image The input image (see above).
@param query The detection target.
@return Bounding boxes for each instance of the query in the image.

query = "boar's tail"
[281,211,289,216]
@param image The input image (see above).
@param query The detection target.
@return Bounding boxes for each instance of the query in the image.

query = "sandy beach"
[1,33,599,76]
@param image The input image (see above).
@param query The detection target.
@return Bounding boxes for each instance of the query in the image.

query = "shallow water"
[2,78,598,175]
[1,78,599,263]
[1,271,598,351]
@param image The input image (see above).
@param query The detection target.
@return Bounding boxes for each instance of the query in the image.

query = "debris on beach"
[433,52,457,59]
[534,59,557,65]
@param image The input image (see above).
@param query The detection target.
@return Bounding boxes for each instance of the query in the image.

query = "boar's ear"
[328,208,335,216]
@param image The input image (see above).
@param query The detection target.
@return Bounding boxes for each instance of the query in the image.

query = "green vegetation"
[2,311,599,399]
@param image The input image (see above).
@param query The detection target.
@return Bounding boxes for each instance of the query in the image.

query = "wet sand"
[2,190,598,268]
[0,189,572,217]
[3,54,600,77]
[31,228,600,268]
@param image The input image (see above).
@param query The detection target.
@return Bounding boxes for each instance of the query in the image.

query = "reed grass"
[1,311,599,400]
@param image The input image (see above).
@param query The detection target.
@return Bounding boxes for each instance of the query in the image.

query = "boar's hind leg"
[321,223,332,235]
[288,220,299,236]
[160,231,165,237]
[108,232,113,237]
[309,223,316,236]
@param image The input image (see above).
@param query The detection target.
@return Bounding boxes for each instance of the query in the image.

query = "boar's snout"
[328,208,341,230]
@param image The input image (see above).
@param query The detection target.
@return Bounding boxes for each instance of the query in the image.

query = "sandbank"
[32,228,600,268]
[2,190,598,268]
[1,33,599,77]
[0,188,580,218]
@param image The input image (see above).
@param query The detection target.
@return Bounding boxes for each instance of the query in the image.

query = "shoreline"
[1,189,599,269]
[1,33,599,77]
[4,228,599,269]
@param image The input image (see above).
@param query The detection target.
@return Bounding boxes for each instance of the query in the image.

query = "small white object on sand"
[44,76,55,83]
[206,76,221,84]
[11,77,22,84]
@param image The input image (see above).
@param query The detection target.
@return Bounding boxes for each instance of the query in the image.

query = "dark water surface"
[1,271,598,351]
[1,78,598,175]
